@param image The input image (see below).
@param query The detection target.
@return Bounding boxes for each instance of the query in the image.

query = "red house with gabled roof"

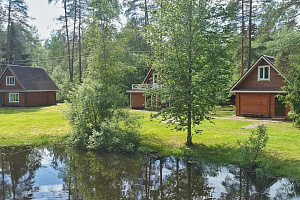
[230,55,290,119]
[126,68,158,109]
[0,65,59,107]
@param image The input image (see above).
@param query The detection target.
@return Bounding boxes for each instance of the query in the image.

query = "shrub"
[87,112,140,153]
[66,79,140,152]
[237,125,268,169]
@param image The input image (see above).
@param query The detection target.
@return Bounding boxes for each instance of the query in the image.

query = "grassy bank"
[0,104,299,180]
[131,107,300,180]
[0,104,70,146]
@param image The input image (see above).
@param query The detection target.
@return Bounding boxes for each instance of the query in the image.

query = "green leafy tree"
[3,0,29,63]
[66,0,140,152]
[66,79,140,152]
[42,30,71,102]
[237,125,268,169]
[148,0,233,145]
[283,77,300,127]
[119,18,150,88]
[276,43,300,127]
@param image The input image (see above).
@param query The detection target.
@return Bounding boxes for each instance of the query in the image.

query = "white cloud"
[27,0,64,40]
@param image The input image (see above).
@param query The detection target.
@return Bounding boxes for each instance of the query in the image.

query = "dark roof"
[5,65,59,91]
[262,55,275,63]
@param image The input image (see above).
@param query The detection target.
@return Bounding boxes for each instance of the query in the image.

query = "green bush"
[87,114,140,153]
[237,125,268,169]
[66,79,140,152]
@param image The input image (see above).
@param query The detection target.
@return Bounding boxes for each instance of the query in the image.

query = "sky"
[26,0,126,41]
[27,0,64,41]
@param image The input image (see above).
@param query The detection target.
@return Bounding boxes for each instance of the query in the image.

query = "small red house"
[126,68,158,108]
[0,65,59,107]
[230,55,290,119]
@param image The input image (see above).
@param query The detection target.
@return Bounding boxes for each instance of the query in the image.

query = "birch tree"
[148,0,232,145]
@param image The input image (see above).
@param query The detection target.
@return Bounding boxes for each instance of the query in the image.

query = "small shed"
[230,55,290,119]
[0,65,59,107]
[127,68,157,109]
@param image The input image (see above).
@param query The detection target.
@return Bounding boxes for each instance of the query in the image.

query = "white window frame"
[6,76,15,86]
[258,65,270,81]
[9,93,19,103]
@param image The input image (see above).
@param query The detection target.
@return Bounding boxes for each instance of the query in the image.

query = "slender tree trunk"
[64,0,72,82]
[2,153,5,200]
[176,158,179,199]
[187,161,192,200]
[71,0,77,83]
[247,0,252,69]
[187,97,192,145]
[78,0,82,83]
[187,0,193,146]
[241,0,244,76]
[145,158,148,199]
[144,0,152,57]
[5,0,12,64]
[160,158,163,199]
[8,157,15,199]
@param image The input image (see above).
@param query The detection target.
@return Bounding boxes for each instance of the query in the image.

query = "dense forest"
[0,0,299,147]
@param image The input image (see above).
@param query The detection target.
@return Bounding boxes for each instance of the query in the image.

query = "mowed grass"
[131,106,300,180]
[0,103,70,146]
[0,104,299,179]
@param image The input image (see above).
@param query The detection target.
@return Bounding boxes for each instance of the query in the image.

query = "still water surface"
[0,145,299,199]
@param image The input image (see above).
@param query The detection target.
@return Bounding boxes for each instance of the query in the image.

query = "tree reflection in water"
[0,145,299,199]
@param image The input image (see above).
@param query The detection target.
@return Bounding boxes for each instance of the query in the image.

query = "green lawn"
[0,103,70,146]
[131,106,300,180]
[0,104,299,180]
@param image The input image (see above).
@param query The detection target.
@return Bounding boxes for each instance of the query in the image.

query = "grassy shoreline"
[0,104,299,180]
[131,107,300,180]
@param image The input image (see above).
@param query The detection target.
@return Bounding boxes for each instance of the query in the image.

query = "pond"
[0,145,299,199]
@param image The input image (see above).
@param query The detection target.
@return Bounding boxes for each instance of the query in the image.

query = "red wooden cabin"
[126,68,158,109]
[0,65,59,107]
[230,55,290,119]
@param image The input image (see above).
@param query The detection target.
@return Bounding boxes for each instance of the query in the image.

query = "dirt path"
[213,115,283,129]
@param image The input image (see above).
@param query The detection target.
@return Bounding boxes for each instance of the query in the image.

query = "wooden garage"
[231,55,290,119]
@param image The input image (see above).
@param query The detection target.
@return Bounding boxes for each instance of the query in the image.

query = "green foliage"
[66,79,140,152]
[282,76,300,127]
[275,35,300,127]
[237,125,268,169]
[147,0,233,145]
[88,112,140,153]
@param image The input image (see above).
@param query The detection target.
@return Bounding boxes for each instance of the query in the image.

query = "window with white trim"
[258,66,270,81]
[6,76,15,86]
[9,93,19,103]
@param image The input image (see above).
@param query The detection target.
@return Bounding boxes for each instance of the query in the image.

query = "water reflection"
[0,145,299,199]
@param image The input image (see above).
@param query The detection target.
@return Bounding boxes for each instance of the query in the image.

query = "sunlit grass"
[132,106,300,180]
[1,103,299,180]
[0,103,70,146]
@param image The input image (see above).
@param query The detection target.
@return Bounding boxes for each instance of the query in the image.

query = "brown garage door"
[240,93,269,117]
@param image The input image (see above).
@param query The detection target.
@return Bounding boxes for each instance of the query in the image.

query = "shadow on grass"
[179,143,239,163]
[0,105,52,114]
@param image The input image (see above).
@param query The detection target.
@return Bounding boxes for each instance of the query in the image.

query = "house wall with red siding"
[26,92,56,106]
[1,91,57,107]
[0,70,23,90]
[236,60,287,90]
[130,92,145,108]
[236,92,289,118]
[2,92,26,106]
[239,93,270,117]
